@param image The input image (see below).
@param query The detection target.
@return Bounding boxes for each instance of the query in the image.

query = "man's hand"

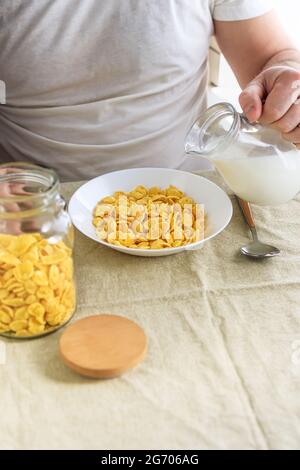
[215,11,300,149]
[240,66,300,149]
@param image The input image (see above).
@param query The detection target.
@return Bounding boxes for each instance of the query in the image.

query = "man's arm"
[214,11,300,148]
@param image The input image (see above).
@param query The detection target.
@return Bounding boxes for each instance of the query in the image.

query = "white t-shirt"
[0,0,272,181]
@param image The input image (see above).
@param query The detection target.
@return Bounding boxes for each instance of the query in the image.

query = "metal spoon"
[236,196,280,259]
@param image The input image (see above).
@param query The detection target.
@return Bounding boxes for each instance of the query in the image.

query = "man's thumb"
[239,80,265,123]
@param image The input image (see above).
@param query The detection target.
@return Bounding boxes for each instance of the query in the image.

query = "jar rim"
[0,162,59,205]
[185,102,241,156]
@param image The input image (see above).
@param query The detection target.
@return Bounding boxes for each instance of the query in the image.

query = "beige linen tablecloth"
[1,172,300,450]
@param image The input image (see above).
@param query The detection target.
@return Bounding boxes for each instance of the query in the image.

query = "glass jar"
[0,163,76,338]
[185,102,300,206]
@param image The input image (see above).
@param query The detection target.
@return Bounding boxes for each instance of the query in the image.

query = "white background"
[274,0,300,48]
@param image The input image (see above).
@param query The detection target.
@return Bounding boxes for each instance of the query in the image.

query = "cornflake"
[93,185,205,250]
[0,234,75,337]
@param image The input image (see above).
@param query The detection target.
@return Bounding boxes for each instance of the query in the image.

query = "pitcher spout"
[185,102,241,159]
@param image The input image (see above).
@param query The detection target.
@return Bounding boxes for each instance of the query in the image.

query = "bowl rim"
[68,167,233,254]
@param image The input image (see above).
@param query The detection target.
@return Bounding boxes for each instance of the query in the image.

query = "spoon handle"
[236,197,255,229]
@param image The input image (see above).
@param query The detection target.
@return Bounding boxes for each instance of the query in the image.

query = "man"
[0,0,299,181]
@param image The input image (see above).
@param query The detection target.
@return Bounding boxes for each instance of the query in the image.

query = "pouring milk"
[185,103,300,206]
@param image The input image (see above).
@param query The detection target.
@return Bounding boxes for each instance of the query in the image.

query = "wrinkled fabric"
[1,172,300,450]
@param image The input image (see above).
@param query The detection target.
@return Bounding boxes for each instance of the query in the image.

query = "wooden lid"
[59,315,147,378]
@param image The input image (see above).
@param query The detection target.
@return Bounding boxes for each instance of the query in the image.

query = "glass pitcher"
[0,163,76,338]
[185,102,300,205]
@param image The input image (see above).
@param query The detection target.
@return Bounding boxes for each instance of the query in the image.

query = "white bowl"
[68,168,233,257]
